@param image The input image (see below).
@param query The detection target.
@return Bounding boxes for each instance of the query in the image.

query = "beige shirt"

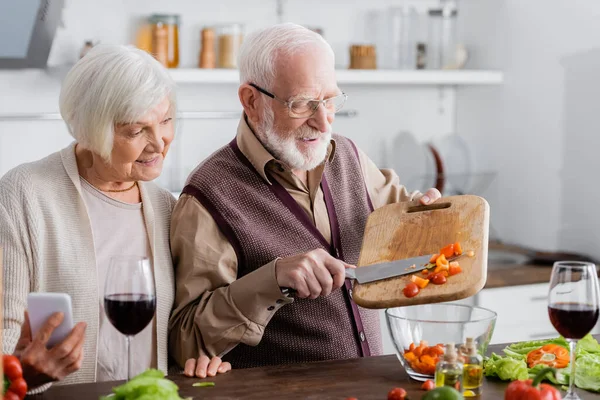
[80,178,157,381]
[168,116,422,367]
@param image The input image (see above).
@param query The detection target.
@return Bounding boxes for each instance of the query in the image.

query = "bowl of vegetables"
[385,303,497,381]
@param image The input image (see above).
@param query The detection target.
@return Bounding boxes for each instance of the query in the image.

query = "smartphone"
[27,292,74,348]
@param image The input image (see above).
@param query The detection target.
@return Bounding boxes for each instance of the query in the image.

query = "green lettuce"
[482,334,600,393]
[483,353,529,380]
[100,369,188,400]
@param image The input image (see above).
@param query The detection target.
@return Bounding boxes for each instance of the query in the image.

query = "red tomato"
[421,380,435,391]
[430,273,447,285]
[403,282,420,298]
[387,387,408,400]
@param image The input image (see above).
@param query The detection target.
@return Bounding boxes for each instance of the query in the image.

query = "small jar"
[199,28,216,68]
[215,23,244,69]
[427,6,457,70]
[349,45,377,70]
[149,14,180,68]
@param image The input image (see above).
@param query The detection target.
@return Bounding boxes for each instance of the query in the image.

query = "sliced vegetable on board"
[402,241,469,298]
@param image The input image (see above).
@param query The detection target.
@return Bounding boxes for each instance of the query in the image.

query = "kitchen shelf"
[168,69,503,85]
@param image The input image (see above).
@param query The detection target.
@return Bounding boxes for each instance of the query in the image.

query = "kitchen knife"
[345,254,433,284]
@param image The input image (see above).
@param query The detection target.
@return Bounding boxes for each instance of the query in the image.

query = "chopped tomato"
[403,282,420,298]
[387,388,407,400]
[526,344,570,369]
[422,269,430,275]
[430,273,447,285]
[449,264,462,276]
[440,244,455,258]
[429,253,440,263]
[411,275,430,289]
[454,242,463,255]
[421,380,435,391]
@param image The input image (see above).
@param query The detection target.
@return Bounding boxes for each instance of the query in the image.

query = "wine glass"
[548,261,600,399]
[104,256,156,380]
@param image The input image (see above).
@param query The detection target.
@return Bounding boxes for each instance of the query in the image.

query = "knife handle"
[281,270,356,296]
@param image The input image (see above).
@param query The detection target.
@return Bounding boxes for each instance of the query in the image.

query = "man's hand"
[275,249,355,299]
[14,311,86,388]
[184,355,231,378]
[419,188,442,205]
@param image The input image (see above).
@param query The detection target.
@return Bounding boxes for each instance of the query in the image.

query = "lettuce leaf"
[100,368,187,400]
[504,337,569,355]
[483,353,529,381]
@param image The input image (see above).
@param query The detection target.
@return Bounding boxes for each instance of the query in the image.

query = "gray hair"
[59,44,176,160]
[238,23,335,88]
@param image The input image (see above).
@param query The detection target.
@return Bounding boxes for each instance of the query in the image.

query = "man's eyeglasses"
[249,83,347,119]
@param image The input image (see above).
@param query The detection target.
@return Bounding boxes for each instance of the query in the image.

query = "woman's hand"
[14,311,86,388]
[183,355,231,378]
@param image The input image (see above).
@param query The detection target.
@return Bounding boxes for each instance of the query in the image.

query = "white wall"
[456,0,600,259]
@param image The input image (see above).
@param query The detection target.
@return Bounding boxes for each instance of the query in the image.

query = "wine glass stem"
[567,339,577,397]
[126,335,132,381]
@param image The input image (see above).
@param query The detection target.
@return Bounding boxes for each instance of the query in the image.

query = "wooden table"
[30,336,600,400]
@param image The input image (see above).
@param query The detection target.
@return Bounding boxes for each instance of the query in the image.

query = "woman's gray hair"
[59,44,176,160]
[238,23,334,89]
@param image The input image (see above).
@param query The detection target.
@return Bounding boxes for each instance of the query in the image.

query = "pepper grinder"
[199,28,216,69]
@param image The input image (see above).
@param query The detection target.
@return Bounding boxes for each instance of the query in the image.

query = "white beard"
[257,106,331,171]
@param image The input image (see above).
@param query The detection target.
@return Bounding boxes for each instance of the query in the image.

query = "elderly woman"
[0,45,230,393]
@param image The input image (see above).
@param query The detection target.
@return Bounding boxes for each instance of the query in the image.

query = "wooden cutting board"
[352,195,489,309]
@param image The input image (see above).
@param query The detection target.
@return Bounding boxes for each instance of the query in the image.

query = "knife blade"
[346,254,434,284]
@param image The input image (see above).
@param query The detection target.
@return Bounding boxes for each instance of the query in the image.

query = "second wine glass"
[548,261,600,400]
[104,256,156,381]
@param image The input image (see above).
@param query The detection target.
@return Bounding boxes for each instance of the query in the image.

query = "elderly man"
[168,23,441,370]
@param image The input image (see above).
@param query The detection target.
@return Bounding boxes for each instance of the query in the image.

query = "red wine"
[104,293,156,336]
[548,302,599,339]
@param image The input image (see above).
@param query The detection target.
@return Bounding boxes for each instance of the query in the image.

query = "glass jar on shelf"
[149,14,180,68]
[388,5,419,70]
[427,5,457,70]
[215,23,244,69]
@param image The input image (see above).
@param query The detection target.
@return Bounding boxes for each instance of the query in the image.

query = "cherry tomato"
[387,387,408,400]
[421,379,435,391]
[403,282,420,298]
[430,273,447,285]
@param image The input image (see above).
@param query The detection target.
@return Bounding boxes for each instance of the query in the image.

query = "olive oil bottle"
[435,342,463,392]
[462,338,484,397]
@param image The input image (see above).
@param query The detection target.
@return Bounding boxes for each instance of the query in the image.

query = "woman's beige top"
[80,178,156,382]
[0,142,176,392]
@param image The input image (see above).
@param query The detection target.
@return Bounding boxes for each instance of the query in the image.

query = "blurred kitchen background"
[1,0,600,348]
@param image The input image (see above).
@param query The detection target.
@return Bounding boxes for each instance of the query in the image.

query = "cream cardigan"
[0,143,176,388]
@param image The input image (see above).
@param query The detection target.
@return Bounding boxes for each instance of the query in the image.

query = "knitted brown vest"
[183,134,382,368]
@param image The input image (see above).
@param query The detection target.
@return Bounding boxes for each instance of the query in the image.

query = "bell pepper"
[526,344,570,369]
[453,241,463,255]
[411,275,430,289]
[3,355,27,400]
[504,367,562,400]
[440,244,455,258]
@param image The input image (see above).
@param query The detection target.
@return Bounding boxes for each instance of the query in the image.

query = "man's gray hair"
[59,44,176,160]
[238,23,335,89]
